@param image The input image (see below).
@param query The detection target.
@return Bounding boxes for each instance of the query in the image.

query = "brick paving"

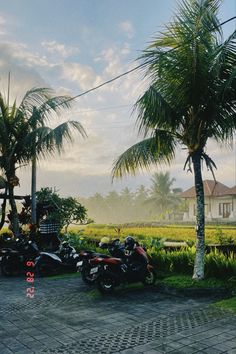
[0,274,235,354]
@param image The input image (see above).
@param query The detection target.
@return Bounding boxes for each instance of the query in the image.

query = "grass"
[214,297,236,313]
[158,275,231,289]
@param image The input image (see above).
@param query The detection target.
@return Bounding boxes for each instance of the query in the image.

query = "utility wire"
[56,16,236,108]
[66,103,132,115]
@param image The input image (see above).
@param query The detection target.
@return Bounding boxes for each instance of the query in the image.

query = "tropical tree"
[0,87,86,233]
[36,187,89,233]
[147,172,182,219]
[112,0,236,279]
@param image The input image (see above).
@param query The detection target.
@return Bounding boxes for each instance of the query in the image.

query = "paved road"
[0,274,235,354]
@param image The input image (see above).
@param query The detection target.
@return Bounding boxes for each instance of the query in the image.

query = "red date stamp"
[26,261,35,298]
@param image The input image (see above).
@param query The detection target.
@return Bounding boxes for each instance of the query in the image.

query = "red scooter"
[90,237,156,293]
[77,239,126,284]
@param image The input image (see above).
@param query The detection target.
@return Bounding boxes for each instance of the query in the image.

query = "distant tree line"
[80,172,185,224]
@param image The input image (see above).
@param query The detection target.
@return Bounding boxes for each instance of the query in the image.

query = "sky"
[0,0,235,197]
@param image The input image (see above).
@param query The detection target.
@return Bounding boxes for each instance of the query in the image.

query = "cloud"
[61,62,103,90]
[41,40,79,58]
[119,21,135,39]
[0,42,48,103]
[1,17,235,199]
[0,14,6,35]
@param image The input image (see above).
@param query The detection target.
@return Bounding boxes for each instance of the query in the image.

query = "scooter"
[94,244,156,294]
[34,241,80,276]
[78,239,126,284]
[0,235,39,276]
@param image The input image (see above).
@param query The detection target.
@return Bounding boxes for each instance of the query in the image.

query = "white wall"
[183,196,236,221]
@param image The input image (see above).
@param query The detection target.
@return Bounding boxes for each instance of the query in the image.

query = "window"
[219,203,231,218]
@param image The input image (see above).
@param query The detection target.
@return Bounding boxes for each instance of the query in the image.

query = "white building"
[181,180,236,222]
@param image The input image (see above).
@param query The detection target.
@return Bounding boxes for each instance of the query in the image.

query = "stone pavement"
[0,274,235,354]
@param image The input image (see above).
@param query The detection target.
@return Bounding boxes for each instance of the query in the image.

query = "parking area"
[0,274,236,354]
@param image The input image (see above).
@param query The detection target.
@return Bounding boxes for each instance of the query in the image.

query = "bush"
[65,231,236,279]
[148,247,195,274]
[205,250,236,278]
[215,227,235,245]
[148,246,236,279]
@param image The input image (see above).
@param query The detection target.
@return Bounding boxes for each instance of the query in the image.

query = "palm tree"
[0,87,86,233]
[112,0,236,279]
[147,172,181,219]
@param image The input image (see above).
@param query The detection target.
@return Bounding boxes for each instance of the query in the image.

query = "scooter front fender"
[98,268,121,287]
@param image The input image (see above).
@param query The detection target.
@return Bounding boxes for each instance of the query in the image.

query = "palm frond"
[134,85,181,136]
[112,130,176,179]
[18,87,53,115]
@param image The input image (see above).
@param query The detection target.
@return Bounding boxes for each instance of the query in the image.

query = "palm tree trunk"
[31,154,37,224]
[0,186,8,230]
[192,151,205,280]
[8,182,20,234]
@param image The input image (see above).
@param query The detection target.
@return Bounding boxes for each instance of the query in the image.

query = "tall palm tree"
[147,172,181,219]
[0,87,86,233]
[112,0,236,279]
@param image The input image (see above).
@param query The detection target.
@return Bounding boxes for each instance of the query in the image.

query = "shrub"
[65,231,236,279]
[215,227,235,245]
[148,247,195,274]
[205,250,236,278]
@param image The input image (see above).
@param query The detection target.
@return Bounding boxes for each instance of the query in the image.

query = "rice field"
[69,224,236,244]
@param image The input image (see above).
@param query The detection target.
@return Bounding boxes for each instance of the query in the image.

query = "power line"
[65,64,145,104]
[56,16,236,108]
[66,103,132,115]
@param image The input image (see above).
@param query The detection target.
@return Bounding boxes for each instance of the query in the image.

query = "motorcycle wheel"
[142,269,156,286]
[81,268,98,285]
[1,261,20,276]
[97,276,115,294]
[35,263,50,277]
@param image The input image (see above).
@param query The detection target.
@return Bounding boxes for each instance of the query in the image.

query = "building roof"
[228,186,236,195]
[181,180,232,198]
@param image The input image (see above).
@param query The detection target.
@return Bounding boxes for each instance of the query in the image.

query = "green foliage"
[80,174,183,224]
[147,245,236,279]
[215,227,235,245]
[65,230,236,280]
[0,87,86,233]
[146,172,182,219]
[148,247,195,274]
[205,250,236,278]
[161,275,228,289]
[62,231,103,254]
[214,297,236,313]
[36,187,88,230]
[77,224,236,244]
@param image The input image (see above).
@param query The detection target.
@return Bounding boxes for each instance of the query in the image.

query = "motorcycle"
[34,241,80,276]
[78,239,126,284]
[0,234,39,276]
[94,244,156,294]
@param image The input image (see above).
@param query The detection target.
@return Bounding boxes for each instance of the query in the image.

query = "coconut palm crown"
[112,0,236,279]
[0,87,86,233]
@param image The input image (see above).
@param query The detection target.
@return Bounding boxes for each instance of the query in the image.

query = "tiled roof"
[228,186,236,195]
[181,180,232,198]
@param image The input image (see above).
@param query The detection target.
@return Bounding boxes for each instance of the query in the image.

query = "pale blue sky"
[0,0,235,196]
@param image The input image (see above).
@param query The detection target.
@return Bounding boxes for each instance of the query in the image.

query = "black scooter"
[0,235,39,276]
[34,241,80,276]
